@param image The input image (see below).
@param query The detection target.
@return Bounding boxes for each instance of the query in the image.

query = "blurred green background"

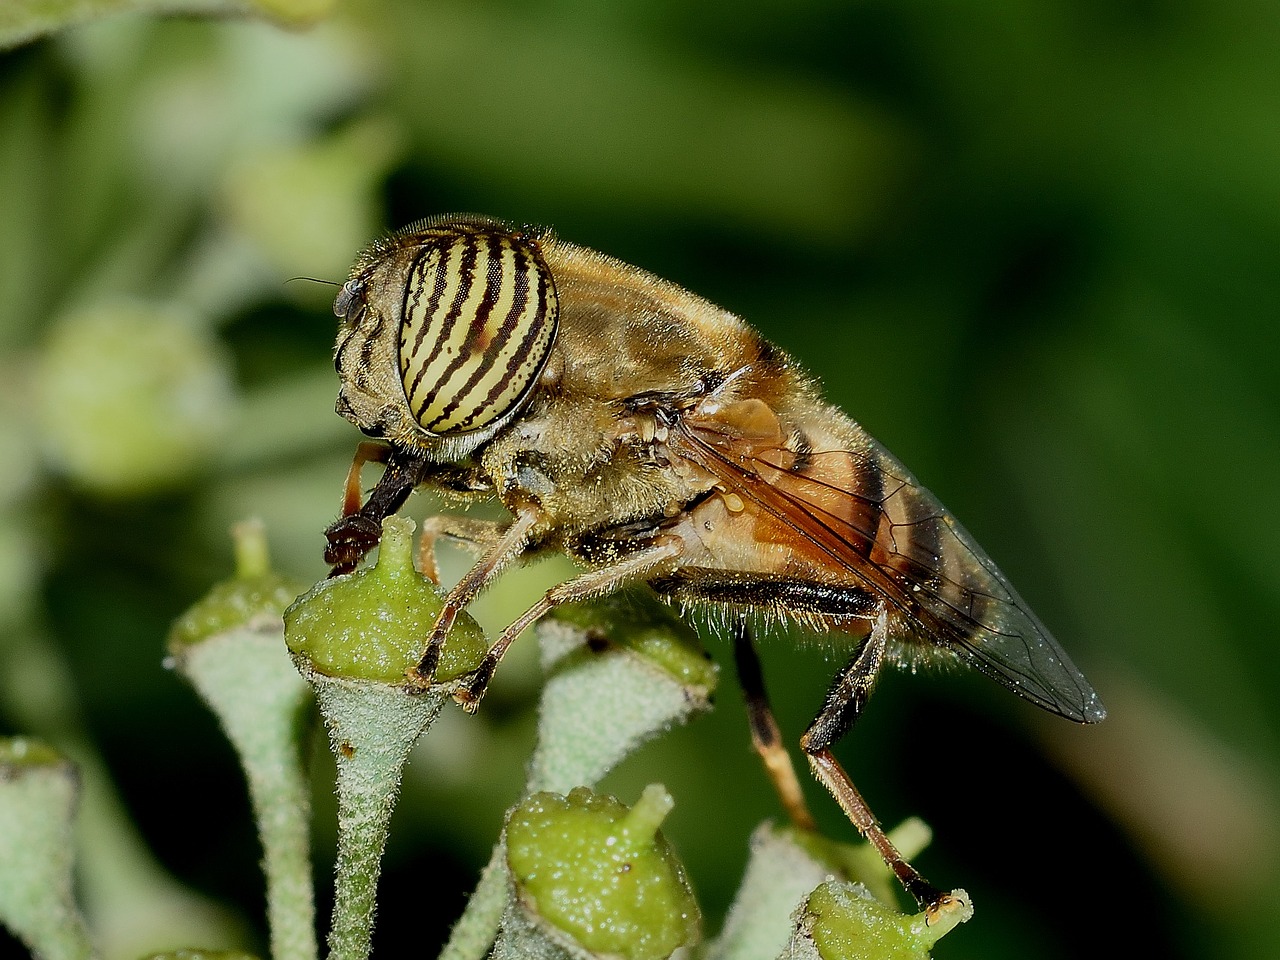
[2,0,1278,957]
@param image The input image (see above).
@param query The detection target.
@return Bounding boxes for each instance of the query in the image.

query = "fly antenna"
[286,276,343,287]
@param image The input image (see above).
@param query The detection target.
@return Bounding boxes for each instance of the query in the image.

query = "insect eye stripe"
[402,242,451,361]
[410,234,507,421]
[443,242,538,432]
[399,260,450,410]
[401,234,482,407]
[425,236,529,431]
[426,240,552,434]
[450,247,556,433]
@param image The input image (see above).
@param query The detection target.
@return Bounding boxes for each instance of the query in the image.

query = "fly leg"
[325,443,411,575]
[730,621,817,830]
[339,441,391,517]
[416,515,509,584]
[453,539,683,712]
[324,443,492,576]
[800,614,947,911]
[650,568,871,831]
[650,568,948,910]
[415,505,542,683]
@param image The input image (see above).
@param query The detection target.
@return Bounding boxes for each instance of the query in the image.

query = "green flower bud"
[284,515,486,683]
[505,785,700,960]
[36,303,234,496]
[798,880,972,960]
[552,595,717,693]
[168,520,305,654]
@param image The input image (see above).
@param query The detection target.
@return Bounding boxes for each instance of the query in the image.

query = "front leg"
[324,444,494,575]
[416,514,509,584]
[325,443,416,575]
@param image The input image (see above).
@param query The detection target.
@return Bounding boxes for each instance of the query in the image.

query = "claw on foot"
[451,659,496,713]
[454,687,482,714]
[922,888,973,930]
[904,875,947,914]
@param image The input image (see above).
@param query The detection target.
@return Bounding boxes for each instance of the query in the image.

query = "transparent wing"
[671,418,1105,724]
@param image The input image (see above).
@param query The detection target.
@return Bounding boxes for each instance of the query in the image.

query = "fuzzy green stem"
[437,846,510,960]
[526,608,715,796]
[705,825,833,960]
[313,680,448,960]
[176,631,317,960]
[283,514,486,958]
[0,738,95,960]
[170,523,315,960]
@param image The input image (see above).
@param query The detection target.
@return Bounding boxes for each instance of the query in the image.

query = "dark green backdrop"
[1,1,1277,957]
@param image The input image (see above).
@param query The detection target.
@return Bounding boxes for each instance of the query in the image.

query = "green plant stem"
[704,825,833,960]
[176,629,317,960]
[437,847,509,960]
[0,739,95,960]
[1,634,239,956]
[526,613,715,795]
[169,519,315,960]
[283,514,485,959]
[312,679,449,960]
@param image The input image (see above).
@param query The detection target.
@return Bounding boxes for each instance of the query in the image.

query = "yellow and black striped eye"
[398,226,558,437]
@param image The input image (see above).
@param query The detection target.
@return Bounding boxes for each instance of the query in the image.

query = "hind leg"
[651,567,946,909]
[799,614,946,910]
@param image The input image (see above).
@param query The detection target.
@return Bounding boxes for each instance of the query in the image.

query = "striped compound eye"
[398,227,558,437]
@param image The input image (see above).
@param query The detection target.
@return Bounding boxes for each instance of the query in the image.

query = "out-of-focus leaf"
[370,0,908,244]
[0,0,336,51]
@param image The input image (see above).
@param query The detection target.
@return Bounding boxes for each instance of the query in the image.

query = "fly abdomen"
[651,568,880,620]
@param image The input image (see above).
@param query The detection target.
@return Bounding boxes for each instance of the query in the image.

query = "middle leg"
[416,514,510,584]
[454,538,684,711]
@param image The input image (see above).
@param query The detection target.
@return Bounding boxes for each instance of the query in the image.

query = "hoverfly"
[323,214,1105,912]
